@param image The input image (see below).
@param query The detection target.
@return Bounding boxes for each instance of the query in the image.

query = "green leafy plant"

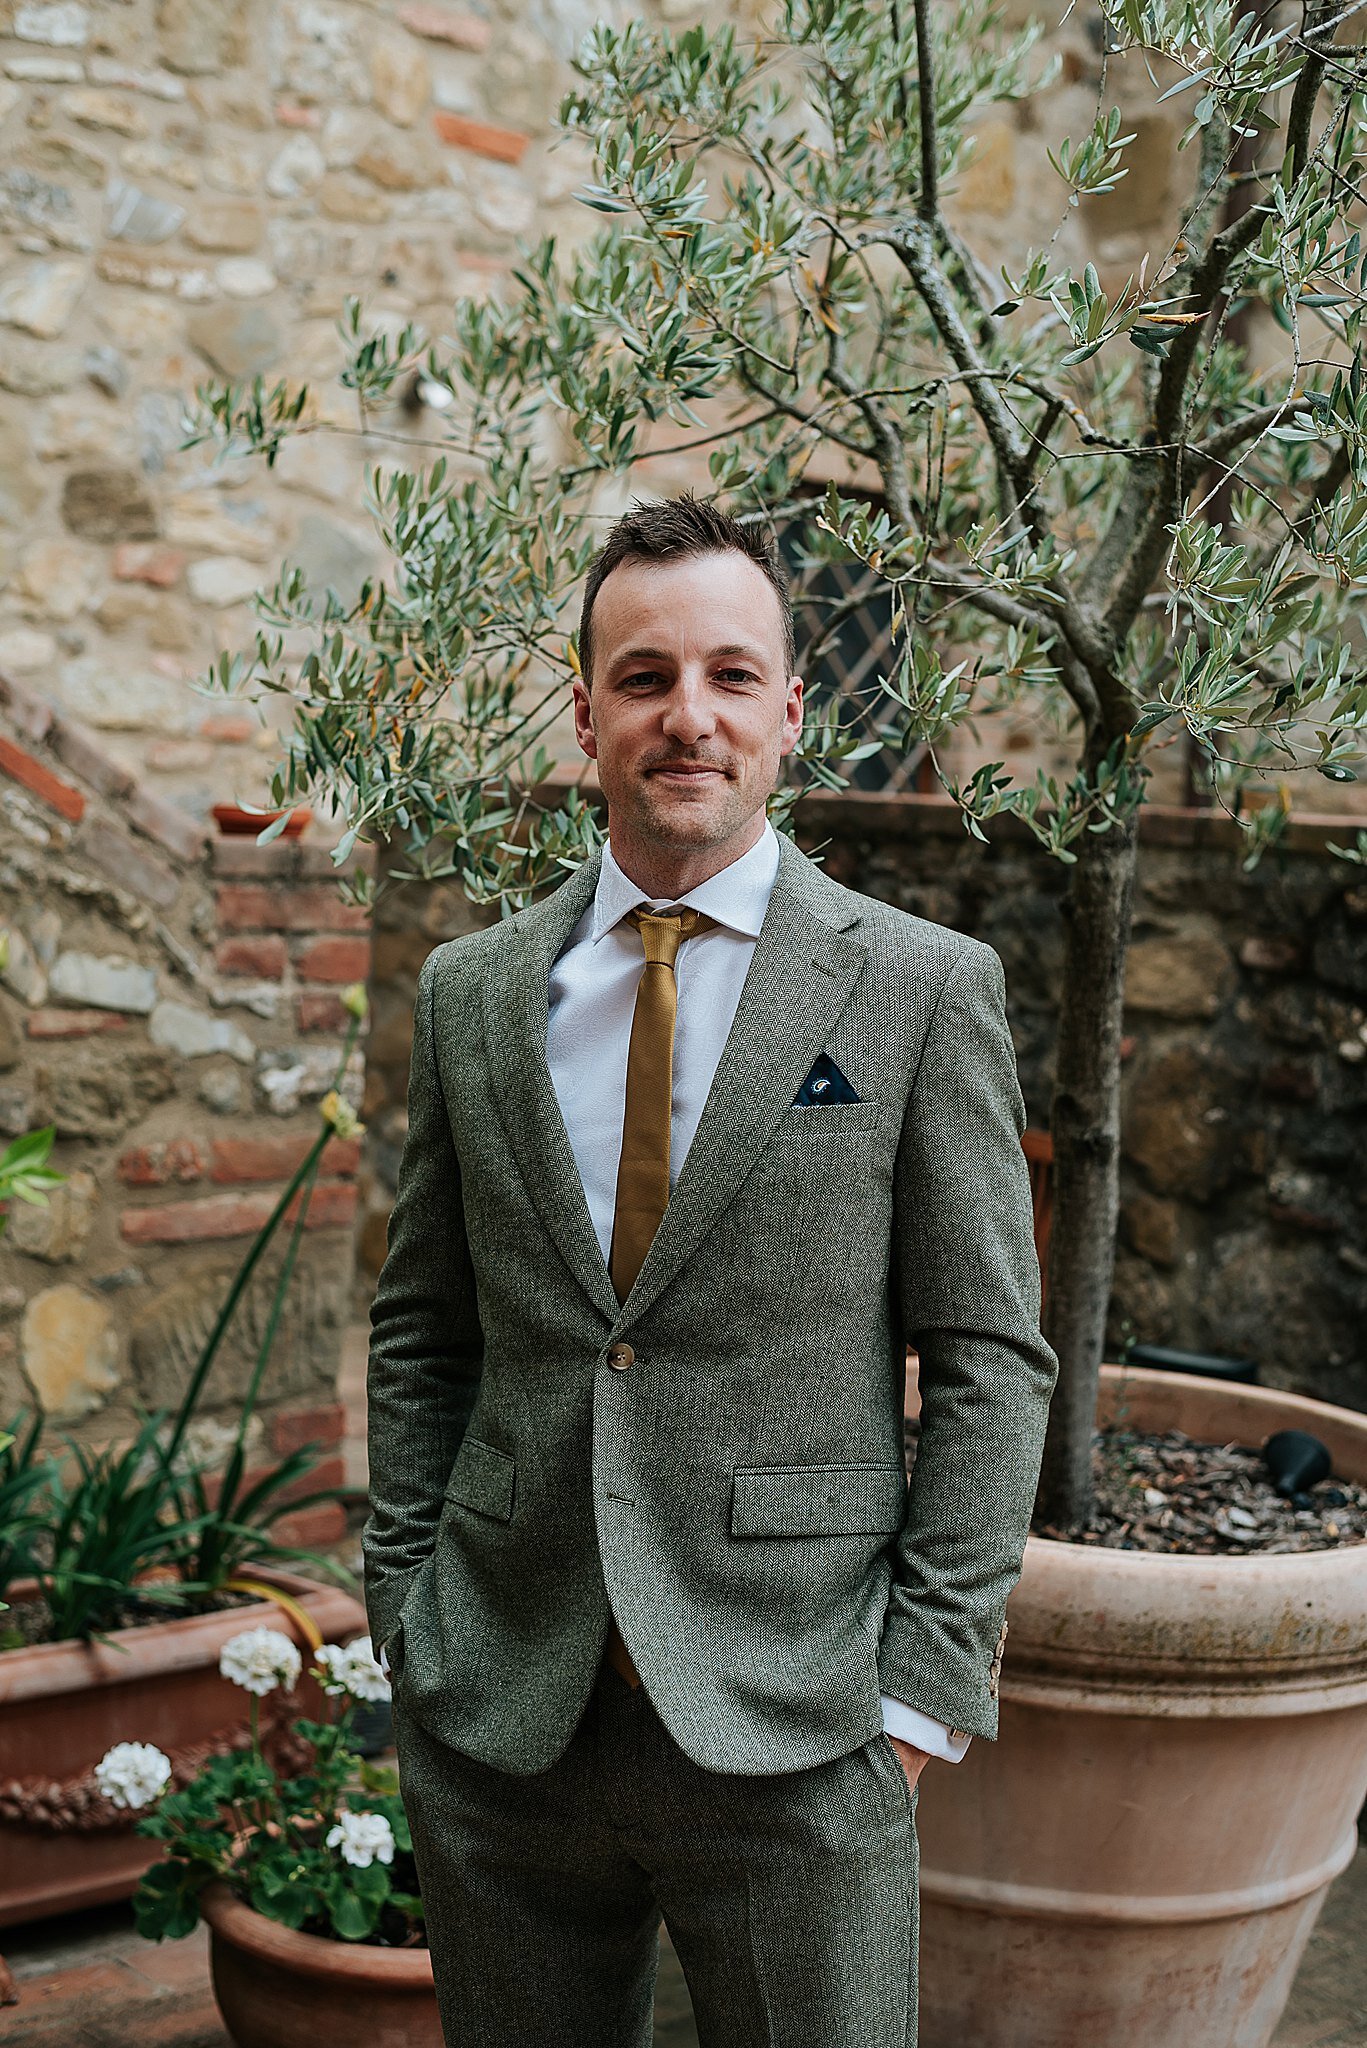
[0,1125,64,1222]
[99,1626,421,1949]
[183,3,1367,1533]
[0,1411,48,1627]
[0,1108,64,1624]
[161,1013,367,1607]
[38,1415,216,1644]
[2,997,368,1643]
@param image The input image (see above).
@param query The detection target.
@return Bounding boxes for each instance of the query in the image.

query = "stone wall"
[2,0,1356,826]
[0,665,370,1535]
[353,831,496,1284]
[818,792,1367,1414]
[0,0,605,826]
[357,787,1367,1417]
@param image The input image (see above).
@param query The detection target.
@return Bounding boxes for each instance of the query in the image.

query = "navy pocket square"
[792,1053,862,1106]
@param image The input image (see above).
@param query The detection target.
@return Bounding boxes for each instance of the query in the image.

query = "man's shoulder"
[420,917,511,990]
[811,860,994,982]
[419,845,601,993]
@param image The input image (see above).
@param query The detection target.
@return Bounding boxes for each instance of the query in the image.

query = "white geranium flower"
[219,1625,302,1697]
[326,1810,396,1869]
[340,1635,390,1704]
[315,1636,391,1705]
[315,1641,354,1696]
[95,1741,172,1811]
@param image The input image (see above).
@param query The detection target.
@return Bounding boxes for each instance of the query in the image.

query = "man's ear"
[780,674,804,757]
[572,677,598,759]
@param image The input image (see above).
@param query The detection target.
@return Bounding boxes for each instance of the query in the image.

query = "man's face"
[571,549,804,862]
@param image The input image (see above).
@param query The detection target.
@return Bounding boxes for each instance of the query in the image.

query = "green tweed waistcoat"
[363,829,1059,1777]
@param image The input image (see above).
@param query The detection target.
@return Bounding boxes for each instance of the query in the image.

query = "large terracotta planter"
[201,1880,442,2048]
[917,1364,1367,2048]
[0,1570,365,1929]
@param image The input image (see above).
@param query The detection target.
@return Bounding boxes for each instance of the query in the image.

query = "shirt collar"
[592,818,782,944]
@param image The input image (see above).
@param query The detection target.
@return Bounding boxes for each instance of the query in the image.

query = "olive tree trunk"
[1034,806,1141,1531]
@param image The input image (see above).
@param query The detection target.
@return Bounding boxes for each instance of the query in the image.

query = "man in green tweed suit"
[365,495,1058,2046]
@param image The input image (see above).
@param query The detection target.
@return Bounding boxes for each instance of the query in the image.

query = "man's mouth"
[650,764,725,778]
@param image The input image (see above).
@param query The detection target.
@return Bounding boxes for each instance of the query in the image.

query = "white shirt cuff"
[881,1693,972,1762]
[375,1647,964,1759]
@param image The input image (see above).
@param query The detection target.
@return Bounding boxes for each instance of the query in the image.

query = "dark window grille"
[777,513,930,795]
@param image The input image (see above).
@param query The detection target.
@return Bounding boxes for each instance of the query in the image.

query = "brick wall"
[0,665,369,1532]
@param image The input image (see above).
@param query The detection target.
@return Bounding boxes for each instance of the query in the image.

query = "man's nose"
[660,673,716,743]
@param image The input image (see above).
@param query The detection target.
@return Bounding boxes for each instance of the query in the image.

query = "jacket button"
[606,1343,635,1372]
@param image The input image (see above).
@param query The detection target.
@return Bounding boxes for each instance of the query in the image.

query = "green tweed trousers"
[393,1662,920,2048]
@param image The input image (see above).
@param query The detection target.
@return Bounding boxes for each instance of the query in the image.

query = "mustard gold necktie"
[609,904,718,1305]
[604,902,716,1691]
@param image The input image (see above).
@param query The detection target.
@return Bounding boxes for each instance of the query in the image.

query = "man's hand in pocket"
[888,1735,930,1794]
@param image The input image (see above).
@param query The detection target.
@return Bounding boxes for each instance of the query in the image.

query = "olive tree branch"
[1094,5,1336,643]
[910,0,939,222]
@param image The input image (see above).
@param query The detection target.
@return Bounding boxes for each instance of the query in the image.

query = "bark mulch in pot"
[1041,1426,1367,1555]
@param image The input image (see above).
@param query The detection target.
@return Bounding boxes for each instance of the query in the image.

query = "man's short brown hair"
[578,493,796,688]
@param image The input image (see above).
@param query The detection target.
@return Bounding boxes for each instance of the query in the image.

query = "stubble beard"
[629,764,753,852]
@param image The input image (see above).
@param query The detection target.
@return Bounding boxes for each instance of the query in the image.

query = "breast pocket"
[730,1462,908,1538]
[777,1101,886,1136]
[442,1435,516,1522]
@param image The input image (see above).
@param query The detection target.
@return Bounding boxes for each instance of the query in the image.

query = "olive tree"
[192,0,1367,1530]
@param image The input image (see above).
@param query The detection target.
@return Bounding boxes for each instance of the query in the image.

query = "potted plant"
[0,1001,370,1930]
[210,802,313,840]
[912,1358,1367,2048]
[96,1625,440,2048]
[183,6,1367,2040]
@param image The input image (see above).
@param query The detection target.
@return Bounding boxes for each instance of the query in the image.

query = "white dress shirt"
[543,817,970,1766]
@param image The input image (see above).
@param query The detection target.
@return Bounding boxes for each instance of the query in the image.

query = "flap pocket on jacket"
[443,1436,516,1522]
[730,1462,907,1539]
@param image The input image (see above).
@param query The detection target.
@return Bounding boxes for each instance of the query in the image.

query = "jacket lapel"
[613,831,867,1329]
[481,844,624,1326]
[479,829,868,1332]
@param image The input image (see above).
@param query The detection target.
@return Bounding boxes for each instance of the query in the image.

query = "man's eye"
[622,672,666,688]
[716,669,758,684]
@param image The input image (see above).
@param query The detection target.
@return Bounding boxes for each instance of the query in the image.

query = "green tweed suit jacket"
[364,828,1058,1777]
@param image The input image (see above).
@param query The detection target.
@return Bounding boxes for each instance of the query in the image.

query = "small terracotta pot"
[917,1365,1367,2048]
[0,1570,365,1929]
[201,1881,442,2048]
[211,804,312,839]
